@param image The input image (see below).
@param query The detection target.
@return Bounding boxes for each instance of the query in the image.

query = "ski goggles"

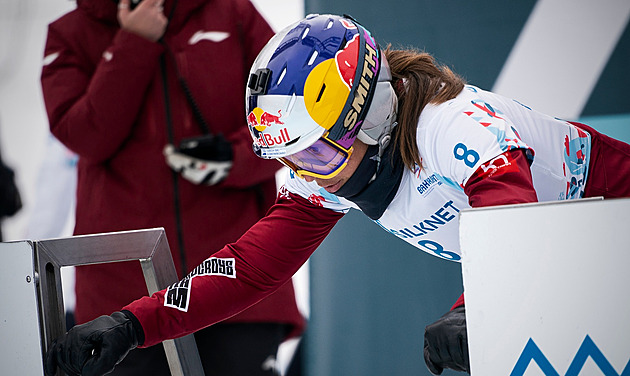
[279,136,353,179]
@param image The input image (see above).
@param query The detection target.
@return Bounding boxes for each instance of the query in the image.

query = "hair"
[384,46,466,171]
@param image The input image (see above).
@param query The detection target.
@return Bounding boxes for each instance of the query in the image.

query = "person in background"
[40,0,303,374]
[45,13,630,376]
[0,142,22,241]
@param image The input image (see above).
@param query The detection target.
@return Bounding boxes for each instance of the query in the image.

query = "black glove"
[423,305,470,375]
[45,311,144,376]
[164,134,233,185]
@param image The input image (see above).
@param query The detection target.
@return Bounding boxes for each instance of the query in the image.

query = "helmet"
[246,14,397,179]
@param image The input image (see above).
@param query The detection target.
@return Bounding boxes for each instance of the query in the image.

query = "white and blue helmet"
[246,14,397,179]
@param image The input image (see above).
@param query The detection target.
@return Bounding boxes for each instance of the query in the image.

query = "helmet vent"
[301,27,310,40]
[277,67,287,85]
[325,20,334,30]
[285,93,297,115]
[307,50,318,66]
[316,84,326,102]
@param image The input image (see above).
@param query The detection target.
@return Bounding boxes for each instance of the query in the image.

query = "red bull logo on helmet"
[247,107,285,132]
[337,34,360,91]
[254,127,291,148]
[302,33,362,131]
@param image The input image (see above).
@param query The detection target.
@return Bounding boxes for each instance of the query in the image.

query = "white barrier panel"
[0,241,44,375]
[460,198,630,376]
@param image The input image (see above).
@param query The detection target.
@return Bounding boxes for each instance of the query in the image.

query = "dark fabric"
[41,0,304,335]
[0,157,22,219]
[338,145,405,219]
[45,312,139,376]
[109,323,289,376]
[120,309,145,346]
[284,338,303,376]
[424,306,469,375]
[334,144,379,198]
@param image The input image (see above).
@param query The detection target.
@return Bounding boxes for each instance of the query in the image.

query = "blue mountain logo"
[511,335,630,376]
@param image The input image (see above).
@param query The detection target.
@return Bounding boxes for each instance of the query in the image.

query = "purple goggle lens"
[280,137,352,179]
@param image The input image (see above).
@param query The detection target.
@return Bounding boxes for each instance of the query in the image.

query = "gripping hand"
[45,311,143,376]
[164,134,233,186]
[423,305,470,375]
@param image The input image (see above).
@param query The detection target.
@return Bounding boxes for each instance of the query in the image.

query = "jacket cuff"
[451,292,465,310]
[121,309,146,346]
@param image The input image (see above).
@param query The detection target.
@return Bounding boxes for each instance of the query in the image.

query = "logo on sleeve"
[472,152,519,181]
[164,257,236,312]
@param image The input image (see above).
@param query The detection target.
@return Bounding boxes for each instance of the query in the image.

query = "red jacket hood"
[77,0,208,31]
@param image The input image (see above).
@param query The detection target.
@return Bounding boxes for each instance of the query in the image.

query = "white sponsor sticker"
[164,257,235,312]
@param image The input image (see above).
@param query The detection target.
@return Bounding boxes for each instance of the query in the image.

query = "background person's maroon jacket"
[41,0,304,336]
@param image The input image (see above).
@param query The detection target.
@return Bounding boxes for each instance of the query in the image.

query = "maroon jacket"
[41,0,304,334]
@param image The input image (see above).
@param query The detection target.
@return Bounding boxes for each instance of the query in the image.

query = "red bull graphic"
[336,34,360,90]
[302,24,379,138]
[341,37,379,133]
[247,107,284,132]
[301,32,358,131]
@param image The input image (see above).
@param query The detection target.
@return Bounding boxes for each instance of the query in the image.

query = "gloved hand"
[423,305,470,375]
[164,134,233,186]
[45,311,143,376]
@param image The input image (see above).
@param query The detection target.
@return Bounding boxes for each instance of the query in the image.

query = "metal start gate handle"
[34,228,204,376]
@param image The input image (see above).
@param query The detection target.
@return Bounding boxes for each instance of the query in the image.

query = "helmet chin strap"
[358,120,397,183]
[357,79,398,176]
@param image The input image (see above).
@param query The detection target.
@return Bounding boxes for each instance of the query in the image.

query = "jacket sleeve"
[218,0,281,189]
[41,24,164,163]
[123,192,344,347]
[451,293,465,310]
[463,148,538,208]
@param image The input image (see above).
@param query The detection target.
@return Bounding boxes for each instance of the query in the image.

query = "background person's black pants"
[109,323,290,376]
